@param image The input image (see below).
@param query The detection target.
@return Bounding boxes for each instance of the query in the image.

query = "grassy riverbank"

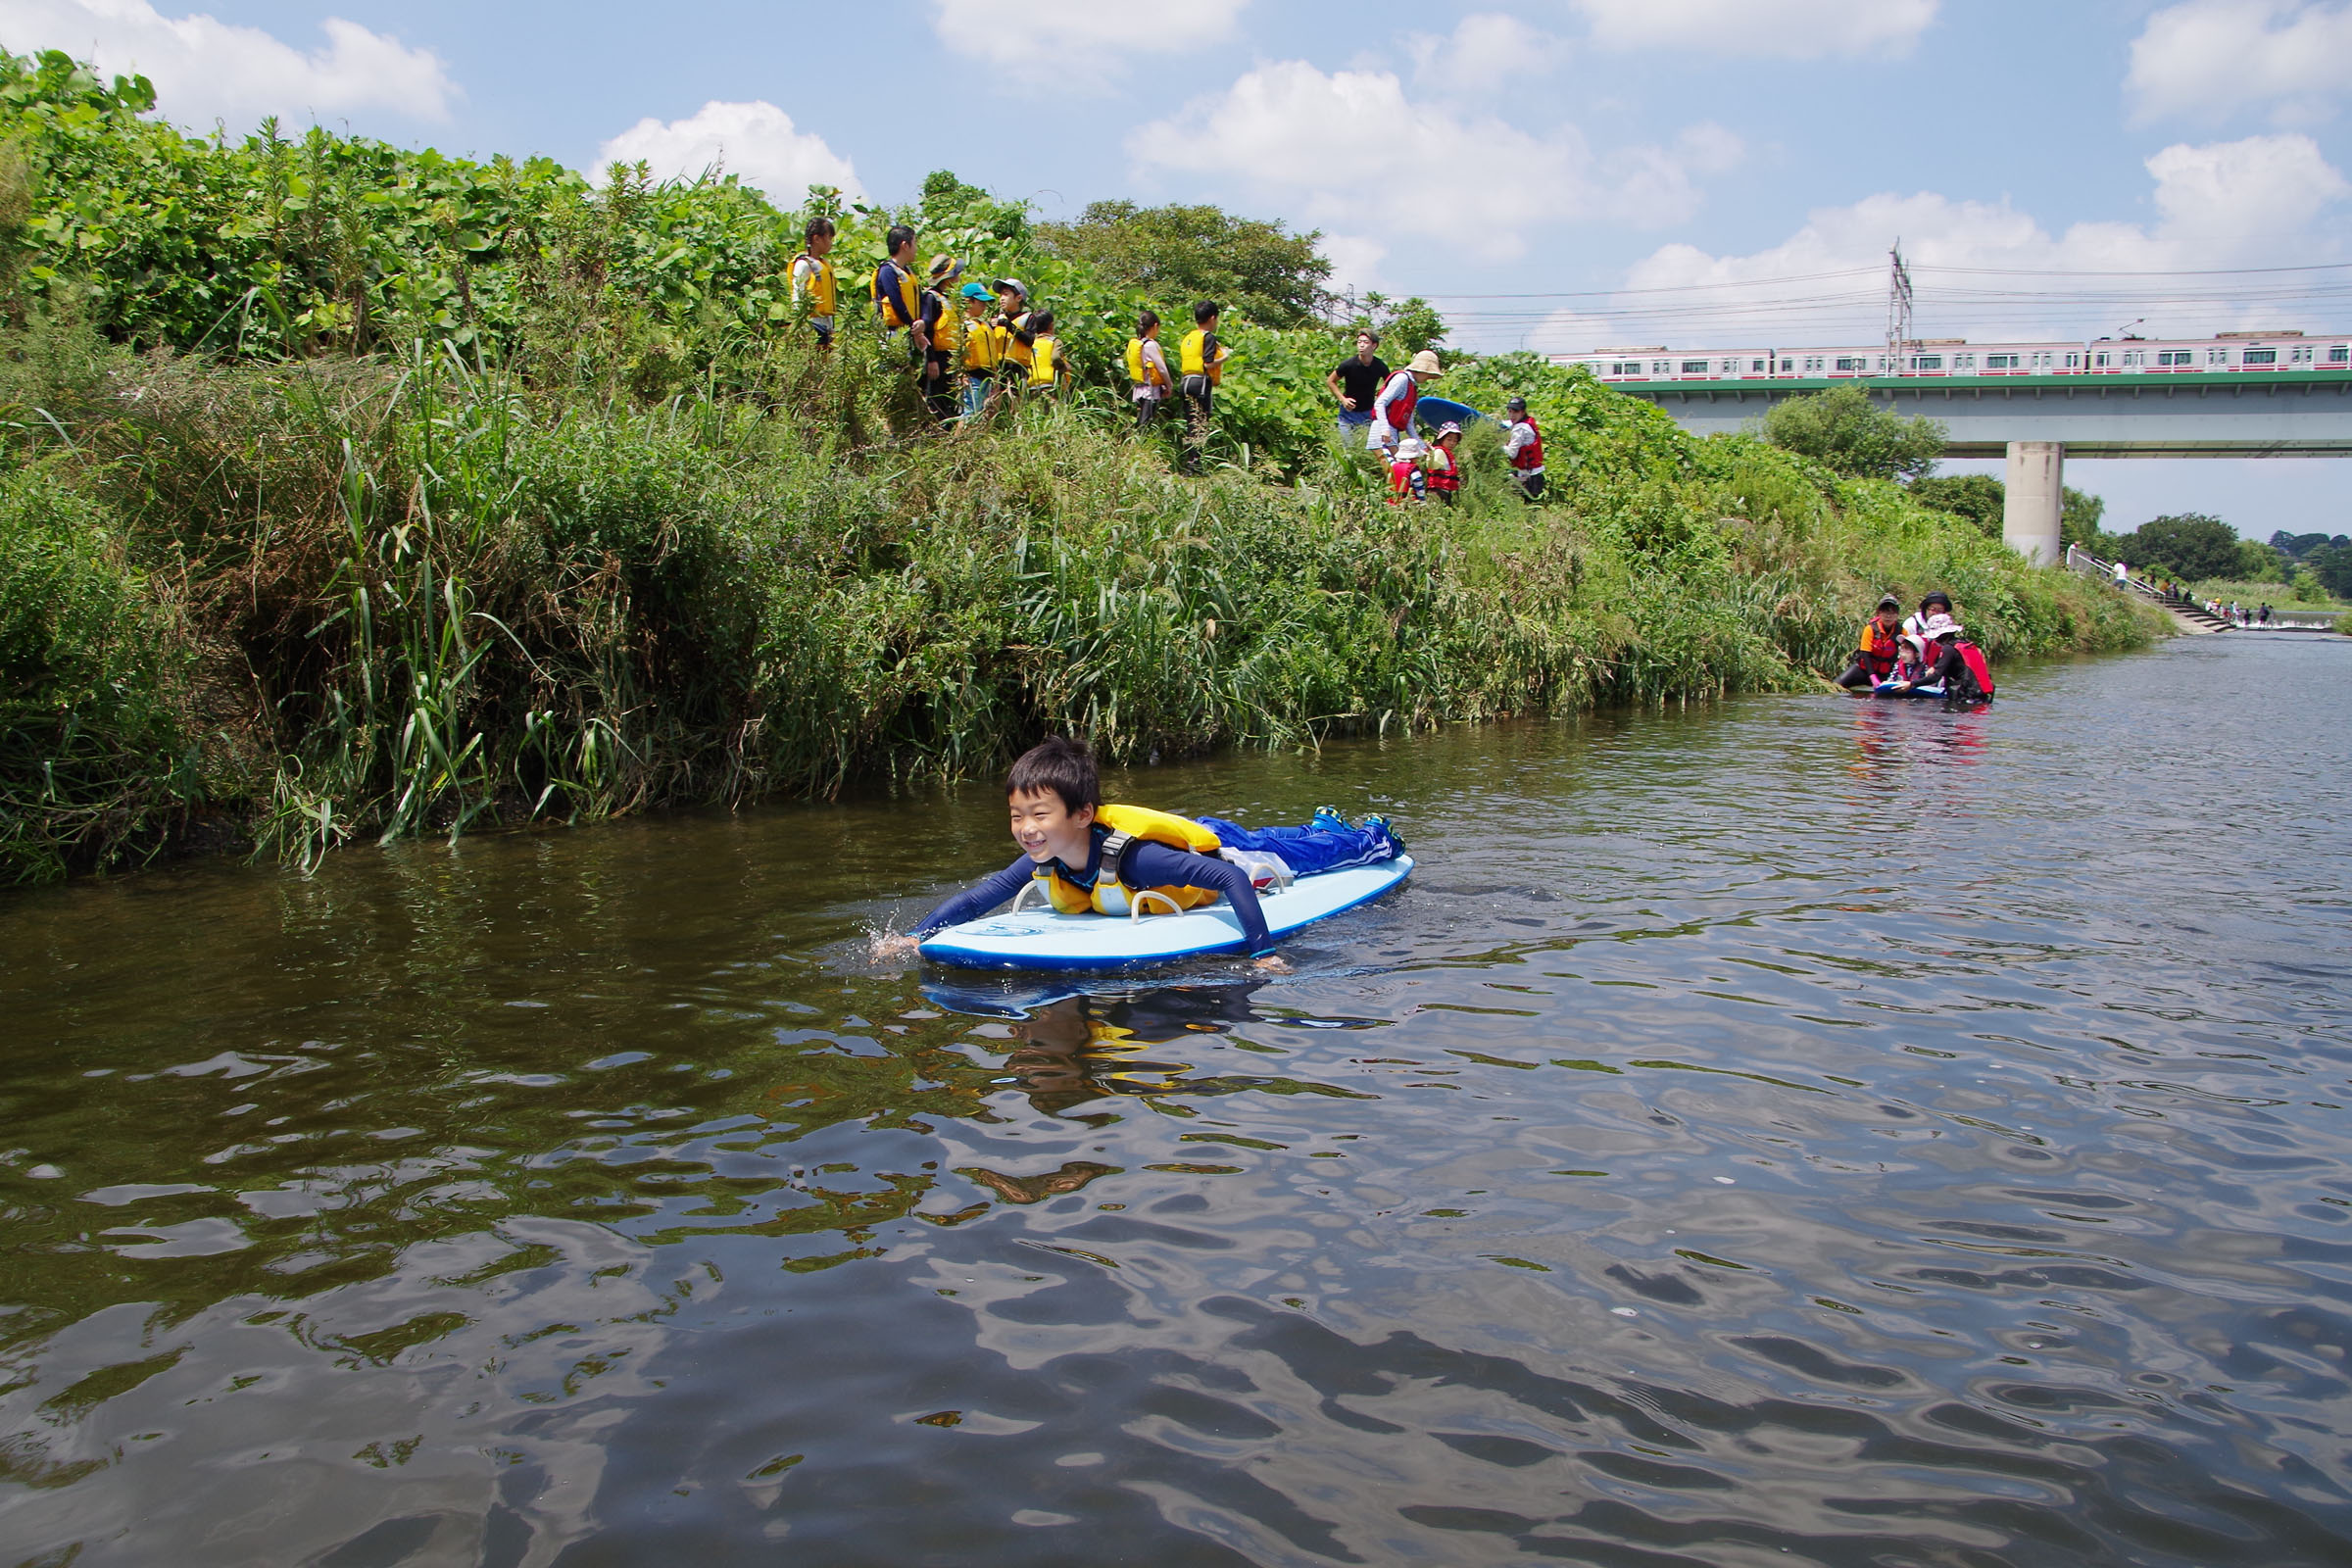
[0,50,2152,884]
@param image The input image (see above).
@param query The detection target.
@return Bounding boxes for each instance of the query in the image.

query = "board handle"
[1008,879,1050,914]
[1129,890,1185,921]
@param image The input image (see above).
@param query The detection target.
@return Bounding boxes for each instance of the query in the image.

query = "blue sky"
[5,0,2349,538]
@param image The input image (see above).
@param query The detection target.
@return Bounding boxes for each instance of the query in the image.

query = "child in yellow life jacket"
[1127,309,1171,430]
[956,281,1000,421]
[1025,310,1068,396]
[892,738,1402,968]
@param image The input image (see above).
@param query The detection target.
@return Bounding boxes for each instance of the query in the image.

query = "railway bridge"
[1612,369,2352,564]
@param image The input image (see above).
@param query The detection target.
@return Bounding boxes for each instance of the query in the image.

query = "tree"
[1909,473,2003,537]
[2062,488,2104,548]
[1909,474,2108,546]
[1340,291,1446,356]
[2121,514,2239,581]
[2232,538,2292,583]
[2308,542,2352,598]
[1033,200,1333,328]
[1761,383,1945,481]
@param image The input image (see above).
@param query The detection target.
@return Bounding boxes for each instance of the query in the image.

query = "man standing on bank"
[1500,396,1544,503]
[1327,329,1388,446]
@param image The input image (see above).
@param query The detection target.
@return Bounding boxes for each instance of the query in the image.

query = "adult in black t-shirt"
[1328,330,1389,440]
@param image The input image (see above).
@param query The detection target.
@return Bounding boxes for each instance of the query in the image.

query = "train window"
[2208,348,2229,365]
[1985,354,2019,369]
[2066,353,2082,368]
[2157,351,2192,366]
[2290,346,2314,363]
[1782,359,1795,372]
[1651,362,1668,374]
[2332,346,2349,363]
[1681,361,1709,373]
[2241,348,2277,365]
[1749,360,1765,372]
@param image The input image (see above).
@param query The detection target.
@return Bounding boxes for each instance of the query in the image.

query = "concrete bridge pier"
[2003,440,2064,565]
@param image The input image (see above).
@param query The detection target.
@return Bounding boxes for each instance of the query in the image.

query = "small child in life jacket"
[1389,434,1430,504]
[887,738,1401,969]
[1424,422,1464,505]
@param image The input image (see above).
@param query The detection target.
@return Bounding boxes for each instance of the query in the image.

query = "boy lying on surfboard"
[879,737,1399,970]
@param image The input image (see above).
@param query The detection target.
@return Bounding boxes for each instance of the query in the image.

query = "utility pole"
[1886,240,1914,378]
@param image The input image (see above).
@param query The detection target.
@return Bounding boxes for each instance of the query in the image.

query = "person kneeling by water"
[1899,616,1994,707]
[886,738,1400,970]
[1838,594,1905,692]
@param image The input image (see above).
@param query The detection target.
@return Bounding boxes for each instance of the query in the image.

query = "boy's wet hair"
[885,224,915,255]
[1194,299,1219,324]
[1031,309,1055,333]
[1006,737,1101,813]
[803,216,835,242]
[1138,309,1158,332]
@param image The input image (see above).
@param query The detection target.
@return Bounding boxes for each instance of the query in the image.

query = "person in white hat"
[1899,616,1995,706]
[1425,422,1464,504]
[1369,349,1443,457]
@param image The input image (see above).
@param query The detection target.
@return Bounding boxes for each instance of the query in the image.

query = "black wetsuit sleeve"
[1932,647,1967,686]
[911,854,1036,937]
[1122,841,1273,955]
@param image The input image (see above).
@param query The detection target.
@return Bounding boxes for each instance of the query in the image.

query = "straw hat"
[1408,350,1444,377]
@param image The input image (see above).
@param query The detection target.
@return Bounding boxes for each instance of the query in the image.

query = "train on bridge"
[1553,331,2352,384]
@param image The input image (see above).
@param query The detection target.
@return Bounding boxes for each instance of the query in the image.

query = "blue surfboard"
[1414,395,1486,430]
[919,856,1414,972]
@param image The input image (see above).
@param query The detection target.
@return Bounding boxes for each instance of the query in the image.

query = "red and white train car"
[1554,332,2352,383]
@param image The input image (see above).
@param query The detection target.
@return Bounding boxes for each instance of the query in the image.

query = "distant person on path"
[919,254,962,422]
[2113,558,2129,588]
[1369,350,1443,458]
[1328,330,1388,444]
[1127,310,1171,431]
[1838,594,1906,692]
[1500,396,1544,503]
[1179,299,1228,474]
[789,216,837,348]
[2259,602,2273,625]
[956,281,1001,421]
[873,226,924,355]
[1425,422,1464,505]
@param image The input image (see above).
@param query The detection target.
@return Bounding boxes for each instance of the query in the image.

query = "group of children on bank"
[788,215,1234,470]
[788,217,1550,493]
[1839,591,1997,706]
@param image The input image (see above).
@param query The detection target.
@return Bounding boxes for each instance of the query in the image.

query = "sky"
[3,0,2349,538]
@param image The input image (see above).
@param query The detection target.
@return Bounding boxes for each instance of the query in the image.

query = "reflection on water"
[3,633,2350,1566]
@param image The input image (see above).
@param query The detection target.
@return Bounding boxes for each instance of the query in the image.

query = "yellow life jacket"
[1180,327,1222,385]
[1125,336,1166,389]
[876,262,918,328]
[1002,312,1034,368]
[928,295,960,357]
[1028,335,1061,388]
[960,316,1000,371]
[792,252,836,317]
[1036,804,1222,916]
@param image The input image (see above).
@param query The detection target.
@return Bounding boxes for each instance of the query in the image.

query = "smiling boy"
[891,738,1284,968]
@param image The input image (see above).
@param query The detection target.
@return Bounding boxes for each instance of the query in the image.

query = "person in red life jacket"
[1387,433,1430,504]
[1500,395,1544,503]
[1837,594,1907,691]
[1904,616,1994,706]
[1890,632,1934,688]
[1368,349,1442,458]
[1425,422,1464,504]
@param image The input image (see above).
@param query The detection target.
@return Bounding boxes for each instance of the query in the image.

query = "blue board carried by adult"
[1414,395,1486,431]
[919,856,1414,971]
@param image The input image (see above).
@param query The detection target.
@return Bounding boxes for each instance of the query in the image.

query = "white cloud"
[1535,134,2348,351]
[1129,60,1740,263]
[0,0,456,127]
[930,0,1248,72]
[1406,14,1568,96]
[1571,0,1936,59]
[2128,1,2352,123]
[596,101,863,203]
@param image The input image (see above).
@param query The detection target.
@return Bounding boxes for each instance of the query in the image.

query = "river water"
[3,633,2349,1567]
